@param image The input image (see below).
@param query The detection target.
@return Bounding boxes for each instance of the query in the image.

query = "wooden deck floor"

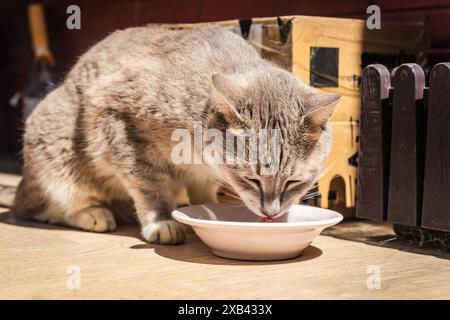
[1,173,450,299]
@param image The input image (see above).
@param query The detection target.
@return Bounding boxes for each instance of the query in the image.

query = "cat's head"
[205,67,341,218]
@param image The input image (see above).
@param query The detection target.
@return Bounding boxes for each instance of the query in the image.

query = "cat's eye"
[244,177,262,189]
[284,180,303,191]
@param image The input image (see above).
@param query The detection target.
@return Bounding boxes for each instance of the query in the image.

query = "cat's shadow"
[0,210,322,266]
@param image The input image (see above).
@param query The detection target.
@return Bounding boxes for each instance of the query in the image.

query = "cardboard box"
[149,16,424,217]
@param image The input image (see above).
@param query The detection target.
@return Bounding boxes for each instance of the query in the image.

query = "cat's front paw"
[68,206,117,232]
[141,220,185,244]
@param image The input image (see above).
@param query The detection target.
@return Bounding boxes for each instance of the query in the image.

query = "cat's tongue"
[260,216,275,223]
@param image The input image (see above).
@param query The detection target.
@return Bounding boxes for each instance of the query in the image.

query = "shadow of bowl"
[131,232,323,266]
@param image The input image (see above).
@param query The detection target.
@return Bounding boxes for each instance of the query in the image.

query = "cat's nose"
[262,201,281,217]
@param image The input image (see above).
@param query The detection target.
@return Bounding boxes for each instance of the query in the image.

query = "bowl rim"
[171,204,343,230]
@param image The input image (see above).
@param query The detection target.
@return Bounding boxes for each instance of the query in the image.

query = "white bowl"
[172,203,343,261]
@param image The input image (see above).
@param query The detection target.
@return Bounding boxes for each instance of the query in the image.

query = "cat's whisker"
[301,191,321,199]
[310,180,333,190]
[313,177,340,187]
[301,190,321,198]
[301,193,321,200]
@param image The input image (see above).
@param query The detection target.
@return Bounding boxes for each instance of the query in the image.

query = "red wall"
[2,0,450,152]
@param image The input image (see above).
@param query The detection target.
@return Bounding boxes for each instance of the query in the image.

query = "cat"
[11,26,340,244]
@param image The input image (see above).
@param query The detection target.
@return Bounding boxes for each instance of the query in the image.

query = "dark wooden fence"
[357,63,450,232]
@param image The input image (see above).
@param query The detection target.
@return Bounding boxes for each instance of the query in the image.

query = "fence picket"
[422,63,450,232]
[387,63,426,226]
[357,64,391,220]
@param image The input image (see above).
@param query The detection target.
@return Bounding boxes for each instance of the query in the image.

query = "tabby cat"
[12,26,340,244]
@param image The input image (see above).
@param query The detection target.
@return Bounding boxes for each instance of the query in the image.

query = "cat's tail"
[0,184,16,208]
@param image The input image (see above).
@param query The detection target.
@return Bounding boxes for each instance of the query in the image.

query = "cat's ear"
[211,73,246,122]
[303,92,341,126]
